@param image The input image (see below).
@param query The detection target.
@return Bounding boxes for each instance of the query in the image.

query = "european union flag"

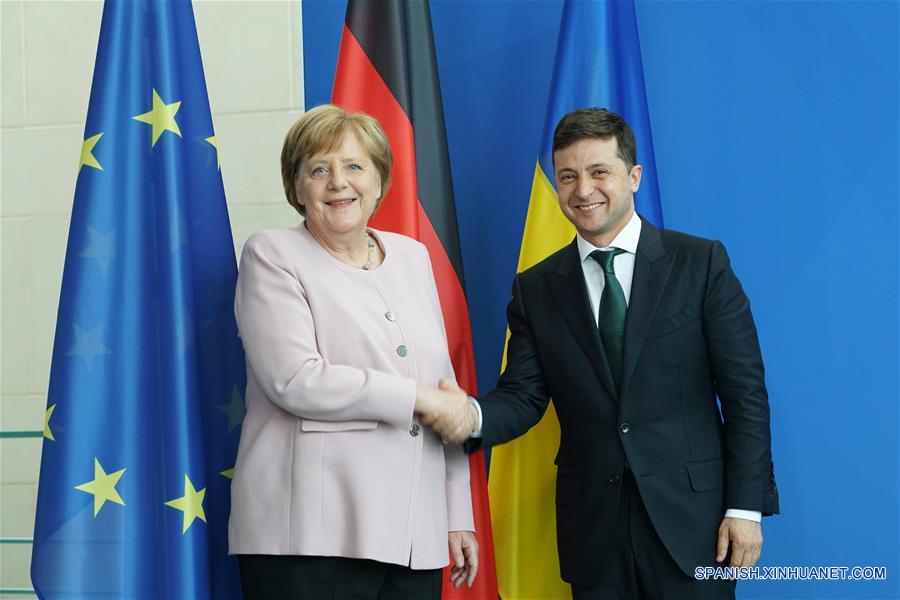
[31,2,244,598]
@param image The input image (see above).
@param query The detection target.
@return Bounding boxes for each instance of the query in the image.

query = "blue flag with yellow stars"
[30,1,244,598]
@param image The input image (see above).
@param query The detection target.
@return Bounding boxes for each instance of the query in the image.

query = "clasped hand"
[414,379,477,443]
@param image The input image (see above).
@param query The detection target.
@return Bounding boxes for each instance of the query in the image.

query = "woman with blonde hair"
[228,104,478,599]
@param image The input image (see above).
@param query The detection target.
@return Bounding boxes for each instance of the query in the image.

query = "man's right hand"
[415,380,477,443]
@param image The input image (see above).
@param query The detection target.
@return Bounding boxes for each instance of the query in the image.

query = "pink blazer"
[228,225,474,569]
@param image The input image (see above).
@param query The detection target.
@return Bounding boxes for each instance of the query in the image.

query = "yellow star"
[133,88,182,147]
[205,136,220,170]
[43,404,56,441]
[219,468,234,480]
[79,133,103,172]
[74,458,126,517]
[164,474,207,534]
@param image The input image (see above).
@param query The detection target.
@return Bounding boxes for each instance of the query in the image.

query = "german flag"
[332,1,498,598]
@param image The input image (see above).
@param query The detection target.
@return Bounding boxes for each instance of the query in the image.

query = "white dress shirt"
[577,210,642,318]
[472,211,760,522]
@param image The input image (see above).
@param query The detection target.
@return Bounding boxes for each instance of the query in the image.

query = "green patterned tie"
[591,248,627,391]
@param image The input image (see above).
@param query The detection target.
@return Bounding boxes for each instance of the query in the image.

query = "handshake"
[414,379,479,444]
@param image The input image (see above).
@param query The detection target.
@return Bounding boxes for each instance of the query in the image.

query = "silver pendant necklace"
[361,235,376,270]
[306,223,376,270]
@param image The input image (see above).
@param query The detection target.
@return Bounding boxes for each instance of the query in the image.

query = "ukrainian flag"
[488,1,663,597]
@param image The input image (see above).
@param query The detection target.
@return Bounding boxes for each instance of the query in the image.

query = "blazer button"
[608,473,621,484]
[619,423,630,434]
[385,311,396,321]
[409,424,420,437]
[396,345,408,357]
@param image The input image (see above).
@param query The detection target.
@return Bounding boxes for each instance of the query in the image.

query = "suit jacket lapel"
[622,218,675,397]
[548,241,619,401]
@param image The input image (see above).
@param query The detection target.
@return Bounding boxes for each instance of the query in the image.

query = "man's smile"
[574,200,607,212]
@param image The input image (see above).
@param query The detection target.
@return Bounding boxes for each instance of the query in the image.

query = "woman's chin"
[320,219,366,238]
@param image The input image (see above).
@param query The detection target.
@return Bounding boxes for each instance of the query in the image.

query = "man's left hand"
[716,517,763,567]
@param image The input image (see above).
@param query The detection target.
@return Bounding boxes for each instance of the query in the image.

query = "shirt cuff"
[469,397,483,438]
[725,508,762,522]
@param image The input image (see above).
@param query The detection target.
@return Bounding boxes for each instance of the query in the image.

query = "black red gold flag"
[332,1,498,597]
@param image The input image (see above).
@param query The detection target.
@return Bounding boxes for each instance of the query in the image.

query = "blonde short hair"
[281,104,393,216]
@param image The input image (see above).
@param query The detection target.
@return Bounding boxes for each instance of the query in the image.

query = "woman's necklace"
[361,235,376,271]
[307,224,376,270]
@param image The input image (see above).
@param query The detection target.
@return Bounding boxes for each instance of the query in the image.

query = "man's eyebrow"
[556,162,611,172]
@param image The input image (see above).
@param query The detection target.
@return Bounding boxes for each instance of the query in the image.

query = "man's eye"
[559,174,574,183]
[593,170,607,177]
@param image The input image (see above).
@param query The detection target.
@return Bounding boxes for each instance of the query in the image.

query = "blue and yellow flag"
[488,1,663,597]
[30,2,243,598]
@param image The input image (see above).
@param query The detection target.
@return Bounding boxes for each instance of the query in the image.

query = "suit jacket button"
[609,473,621,484]
[409,424,420,437]
[397,345,408,357]
[385,311,396,321]
[619,423,630,434]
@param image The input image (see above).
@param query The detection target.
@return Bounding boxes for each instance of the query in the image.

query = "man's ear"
[630,164,643,193]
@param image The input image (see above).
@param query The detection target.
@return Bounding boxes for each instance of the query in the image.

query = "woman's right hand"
[415,380,475,442]
[415,380,465,415]
[414,383,441,415]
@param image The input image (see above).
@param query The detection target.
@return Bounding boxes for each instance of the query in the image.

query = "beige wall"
[0,1,304,593]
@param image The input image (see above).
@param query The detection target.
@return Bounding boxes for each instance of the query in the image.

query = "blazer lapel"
[548,241,619,401]
[621,219,675,397]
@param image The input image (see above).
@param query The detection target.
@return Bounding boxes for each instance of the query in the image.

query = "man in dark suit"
[430,108,779,598]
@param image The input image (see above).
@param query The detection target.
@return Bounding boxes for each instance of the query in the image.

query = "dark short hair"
[552,108,637,170]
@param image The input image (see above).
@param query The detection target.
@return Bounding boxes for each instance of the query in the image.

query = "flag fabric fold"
[331,1,499,598]
[488,1,664,597]
[31,1,243,598]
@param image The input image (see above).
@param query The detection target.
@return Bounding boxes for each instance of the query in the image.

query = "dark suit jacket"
[466,217,779,584]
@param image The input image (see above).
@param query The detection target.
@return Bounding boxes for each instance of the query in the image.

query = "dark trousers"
[238,554,442,600]
[571,470,736,600]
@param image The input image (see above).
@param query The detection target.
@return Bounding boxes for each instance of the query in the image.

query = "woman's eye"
[311,166,327,176]
[347,163,362,171]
